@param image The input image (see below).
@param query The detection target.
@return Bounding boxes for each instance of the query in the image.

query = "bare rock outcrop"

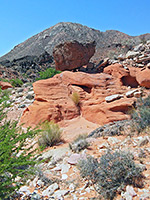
[0,81,12,90]
[53,41,96,71]
[136,68,150,88]
[112,40,150,88]
[20,69,139,127]
[103,63,139,87]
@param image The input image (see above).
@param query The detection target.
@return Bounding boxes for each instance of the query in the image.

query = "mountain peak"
[0,22,150,62]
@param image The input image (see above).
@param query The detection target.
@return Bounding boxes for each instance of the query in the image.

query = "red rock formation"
[103,64,129,80]
[20,70,138,127]
[104,63,138,87]
[124,66,150,88]
[21,76,79,127]
[136,68,150,88]
[0,81,12,90]
[53,41,96,71]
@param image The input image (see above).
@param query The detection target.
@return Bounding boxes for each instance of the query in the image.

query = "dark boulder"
[53,40,96,71]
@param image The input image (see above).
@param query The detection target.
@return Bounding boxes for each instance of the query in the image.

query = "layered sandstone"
[20,64,144,127]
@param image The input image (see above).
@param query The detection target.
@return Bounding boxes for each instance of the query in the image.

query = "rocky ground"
[0,51,54,83]
[2,86,150,200]
[5,102,150,200]
[17,132,150,200]
[1,38,150,199]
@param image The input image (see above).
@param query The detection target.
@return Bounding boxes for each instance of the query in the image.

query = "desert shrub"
[0,88,10,104]
[69,134,90,153]
[78,150,144,200]
[0,88,12,122]
[71,92,80,106]
[73,134,87,142]
[0,78,10,82]
[10,78,23,87]
[38,121,62,149]
[36,67,61,80]
[0,88,39,199]
[131,95,150,133]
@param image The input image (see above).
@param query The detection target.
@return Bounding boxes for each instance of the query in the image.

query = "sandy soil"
[59,116,99,143]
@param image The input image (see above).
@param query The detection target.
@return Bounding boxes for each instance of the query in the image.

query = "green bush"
[78,150,144,200]
[0,78,23,88]
[0,88,10,104]
[0,88,38,199]
[0,78,10,82]
[0,88,11,121]
[131,95,150,133]
[36,67,61,80]
[38,121,62,149]
[10,78,23,87]
[69,134,90,153]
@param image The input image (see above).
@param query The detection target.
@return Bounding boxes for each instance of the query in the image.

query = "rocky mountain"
[1,22,150,63]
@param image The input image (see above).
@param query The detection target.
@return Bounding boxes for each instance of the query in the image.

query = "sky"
[0,0,150,57]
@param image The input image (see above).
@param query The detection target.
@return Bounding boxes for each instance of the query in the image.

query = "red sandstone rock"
[0,81,12,90]
[104,64,139,87]
[20,71,137,128]
[61,71,112,87]
[20,76,79,127]
[53,41,96,71]
[104,64,129,78]
[82,98,135,125]
[136,68,150,88]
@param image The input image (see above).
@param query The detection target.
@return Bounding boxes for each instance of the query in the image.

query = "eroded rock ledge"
[20,63,150,127]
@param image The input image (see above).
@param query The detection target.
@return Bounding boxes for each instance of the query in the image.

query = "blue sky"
[0,0,150,57]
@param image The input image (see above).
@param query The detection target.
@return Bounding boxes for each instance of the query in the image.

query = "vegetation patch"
[131,95,150,133]
[38,121,62,149]
[0,78,23,87]
[10,78,23,87]
[78,150,144,200]
[71,92,80,106]
[36,67,61,80]
[0,78,10,82]
[69,134,90,153]
[0,88,39,199]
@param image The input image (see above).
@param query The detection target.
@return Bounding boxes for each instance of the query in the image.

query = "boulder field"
[20,64,150,127]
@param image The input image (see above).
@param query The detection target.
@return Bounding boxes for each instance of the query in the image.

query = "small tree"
[0,88,38,199]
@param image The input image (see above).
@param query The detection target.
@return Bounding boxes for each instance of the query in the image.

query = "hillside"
[1,25,150,199]
[1,22,150,63]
